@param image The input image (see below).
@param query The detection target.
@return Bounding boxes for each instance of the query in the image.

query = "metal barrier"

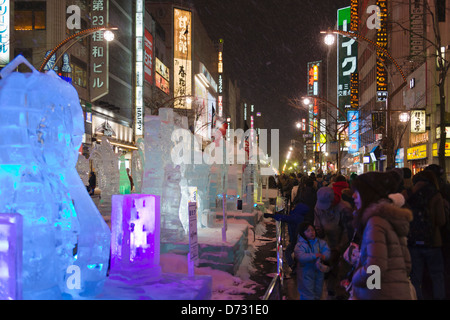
[263,196,287,300]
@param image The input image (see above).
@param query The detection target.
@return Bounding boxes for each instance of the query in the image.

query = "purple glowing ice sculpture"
[0,213,23,300]
[110,194,161,279]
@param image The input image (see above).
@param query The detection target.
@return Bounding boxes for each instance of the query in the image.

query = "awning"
[370,146,381,161]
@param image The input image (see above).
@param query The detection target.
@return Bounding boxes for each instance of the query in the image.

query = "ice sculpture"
[119,155,131,195]
[76,154,90,187]
[89,136,120,214]
[0,56,110,299]
[131,138,145,193]
[30,60,109,299]
[242,165,255,212]
[0,213,23,300]
[110,194,161,279]
[226,165,239,210]
[142,109,184,242]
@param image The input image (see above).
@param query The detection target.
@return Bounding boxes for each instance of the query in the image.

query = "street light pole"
[38,26,118,72]
[302,95,349,173]
[321,29,408,170]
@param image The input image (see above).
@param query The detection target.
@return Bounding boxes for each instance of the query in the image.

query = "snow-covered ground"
[159,216,276,300]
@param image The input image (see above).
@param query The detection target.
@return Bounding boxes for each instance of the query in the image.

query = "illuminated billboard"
[174,8,192,109]
[0,0,10,66]
[376,0,388,101]
[337,7,358,121]
[347,110,359,153]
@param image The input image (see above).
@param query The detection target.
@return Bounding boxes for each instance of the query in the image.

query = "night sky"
[192,0,351,166]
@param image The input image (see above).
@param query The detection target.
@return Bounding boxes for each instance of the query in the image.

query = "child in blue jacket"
[294,222,331,300]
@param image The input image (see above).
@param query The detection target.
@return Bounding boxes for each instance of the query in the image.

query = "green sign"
[337,6,358,122]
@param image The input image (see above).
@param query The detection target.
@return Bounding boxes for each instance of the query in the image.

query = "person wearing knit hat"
[314,186,352,299]
[349,171,415,300]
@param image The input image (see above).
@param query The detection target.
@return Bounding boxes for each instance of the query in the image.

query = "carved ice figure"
[35,64,110,299]
[142,109,184,242]
[76,154,90,186]
[0,56,110,299]
[161,164,183,241]
[89,136,119,213]
[131,138,145,194]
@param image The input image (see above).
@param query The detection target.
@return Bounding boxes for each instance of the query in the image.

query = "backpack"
[406,185,437,247]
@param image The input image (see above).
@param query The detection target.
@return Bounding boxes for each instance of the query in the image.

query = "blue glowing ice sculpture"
[0,56,110,299]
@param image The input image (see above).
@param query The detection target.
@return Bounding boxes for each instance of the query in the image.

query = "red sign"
[144,29,153,84]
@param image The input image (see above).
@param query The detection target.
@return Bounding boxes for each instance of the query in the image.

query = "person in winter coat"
[350,171,414,300]
[294,222,331,300]
[331,175,349,206]
[88,171,96,195]
[265,202,311,271]
[292,176,317,223]
[314,186,352,298]
[406,170,446,300]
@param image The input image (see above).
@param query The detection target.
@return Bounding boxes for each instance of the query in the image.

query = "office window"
[70,56,87,88]
[437,0,446,22]
[14,2,46,31]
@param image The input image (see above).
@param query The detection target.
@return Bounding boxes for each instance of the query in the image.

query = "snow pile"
[160,216,274,300]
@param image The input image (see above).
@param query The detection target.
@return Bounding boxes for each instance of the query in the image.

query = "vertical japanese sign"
[347,110,359,153]
[188,202,198,262]
[307,61,321,139]
[144,29,153,84]
[410,0,425,64]
[90,0,109,102]
[155,57,170,94]
[174,8,192,109]
[411,110,426,133]
[135,0,144,137]
[376,0,388,101]
[350,72,359,110]
[0,0,10,67]
[218,39,224,117]
[337,7,357,121]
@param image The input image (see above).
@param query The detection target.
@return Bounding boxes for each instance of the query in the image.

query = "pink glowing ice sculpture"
[110,195,161,279]
[0,213,22,300]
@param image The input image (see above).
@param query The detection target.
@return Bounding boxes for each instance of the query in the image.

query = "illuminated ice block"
[0,213,22,300]
[110,194,161,278]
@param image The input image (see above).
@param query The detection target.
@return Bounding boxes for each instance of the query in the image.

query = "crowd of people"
[267,165,450,300]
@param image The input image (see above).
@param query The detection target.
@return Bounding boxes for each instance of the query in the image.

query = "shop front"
[407,144,428,175]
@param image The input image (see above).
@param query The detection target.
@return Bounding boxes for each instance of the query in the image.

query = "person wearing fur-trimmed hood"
[350,171,415,300]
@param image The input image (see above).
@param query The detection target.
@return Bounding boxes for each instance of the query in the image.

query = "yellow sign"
[407,144,427,160]
[432,141,450,157]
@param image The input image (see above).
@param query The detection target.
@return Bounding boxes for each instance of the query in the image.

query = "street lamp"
[324,33,336,46]
[321,29,410,169]
[38,26,118,72]
[301,95,350,173]
[399,112,410,123]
